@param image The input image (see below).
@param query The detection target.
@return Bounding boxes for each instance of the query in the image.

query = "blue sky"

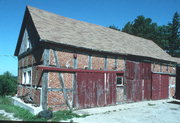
[0,0,179,76]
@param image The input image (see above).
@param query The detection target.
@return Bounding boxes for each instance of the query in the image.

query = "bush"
[0,72,17,96]
[0,96,12,105]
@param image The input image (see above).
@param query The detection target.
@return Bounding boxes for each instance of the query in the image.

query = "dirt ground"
[69,99,180,123]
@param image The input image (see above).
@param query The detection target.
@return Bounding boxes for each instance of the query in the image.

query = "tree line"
[109,12,180,57]
[0,72,17,96]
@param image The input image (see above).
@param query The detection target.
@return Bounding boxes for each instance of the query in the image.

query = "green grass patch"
[0,96,88,122]
[0,97,47,121]
[0,104,46,121]
[0,114,11,120]
[51,110,88,122]
[0,96,12,105]
[148,103,156,106]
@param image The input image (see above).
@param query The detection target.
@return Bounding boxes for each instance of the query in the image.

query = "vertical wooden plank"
[112,73,116,104]
[74,56,77,69]
[115,58,117,70]
[96,73,105,106]
[104,57,107,70]
[160,64,162,72]
[53,50,72,109]
[42,49,49,110]
[161,74,169,99]
[152,74,161,100]
[123,58,127,100]
[106,73,110,105]
[88,73,93,107]
[77,72,83,108]
[72,73,77,108]
[88,56,92,69]
[93,73,97,107]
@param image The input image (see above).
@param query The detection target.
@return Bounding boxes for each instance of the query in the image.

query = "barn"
[14,6,179,112]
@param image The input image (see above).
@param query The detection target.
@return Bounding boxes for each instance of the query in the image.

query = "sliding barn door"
[74,72,116,109]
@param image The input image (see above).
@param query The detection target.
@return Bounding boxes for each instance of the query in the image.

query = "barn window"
[22,69,32,85]
[24,29,31,51]
[27,39,31,50]
[116,76,123,86]
[22,72,26,84]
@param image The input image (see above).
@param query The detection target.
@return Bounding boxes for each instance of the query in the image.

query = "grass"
[0,114,11,121]
[51,110,88,122]
[0,96,88,122]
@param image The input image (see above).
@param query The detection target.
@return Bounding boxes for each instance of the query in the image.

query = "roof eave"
[40,39,178,65]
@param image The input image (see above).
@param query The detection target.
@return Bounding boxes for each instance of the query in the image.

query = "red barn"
[14,6,179,112]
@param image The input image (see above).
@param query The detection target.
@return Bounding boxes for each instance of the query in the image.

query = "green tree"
[168,12,180,57]
[156,25,171,50]
[0,72,17,96]
[122,22,133,34]
[122,15,158,42]
[122,15,173,49]
[108,24,120,31]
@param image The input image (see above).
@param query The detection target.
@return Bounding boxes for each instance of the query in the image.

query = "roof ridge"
[26,6,155,42]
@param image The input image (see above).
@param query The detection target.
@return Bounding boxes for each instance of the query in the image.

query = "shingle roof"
[173,57,180,64]
[23,6,177,63]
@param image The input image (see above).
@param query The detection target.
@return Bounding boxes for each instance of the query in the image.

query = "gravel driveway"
[69,99,180,123]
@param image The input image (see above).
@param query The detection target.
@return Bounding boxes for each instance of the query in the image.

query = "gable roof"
[15,6,178,64]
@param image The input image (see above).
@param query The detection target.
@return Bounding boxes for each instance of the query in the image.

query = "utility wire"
[0,55,17,59]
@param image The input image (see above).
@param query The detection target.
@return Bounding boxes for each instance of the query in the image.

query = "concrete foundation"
[12,96,43,115]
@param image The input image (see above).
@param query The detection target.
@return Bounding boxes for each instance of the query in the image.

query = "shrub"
[0,71,17,96]
[0,96,12,105]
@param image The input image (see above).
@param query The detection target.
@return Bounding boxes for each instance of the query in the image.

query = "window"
[116,76,123,86]
[22,69,32,84]
[22,72,26,84]
[27,39,30,49]
[24,29,31,50]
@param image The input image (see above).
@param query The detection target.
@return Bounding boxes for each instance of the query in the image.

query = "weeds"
[0,96,12,105]
[51,110,88,122]
[0,96,88,122]
[0,114,11,120]
[148,103,156,106]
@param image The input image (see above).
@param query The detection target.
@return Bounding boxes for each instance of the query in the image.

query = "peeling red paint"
[75,72,116,109]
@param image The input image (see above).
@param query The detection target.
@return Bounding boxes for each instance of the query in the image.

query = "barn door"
[74,72,116,109]
[152,74,169,100]
[126,61,151,102]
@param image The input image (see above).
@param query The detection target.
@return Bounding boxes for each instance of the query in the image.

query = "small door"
[116,74,124,103]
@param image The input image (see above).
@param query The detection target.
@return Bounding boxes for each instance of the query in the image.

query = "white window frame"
[22,68,32,85]
[116,76,124,86]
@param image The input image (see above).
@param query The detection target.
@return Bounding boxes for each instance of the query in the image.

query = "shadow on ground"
[167,101,180,105]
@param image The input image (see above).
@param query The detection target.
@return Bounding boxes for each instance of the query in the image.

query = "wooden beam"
[37,66,124,74]
[41,49,49,110]
[53,50,72,110]
[152,72,176,76]
[115,58,117,70]
[48,88,72,92]
[104,57,107,70]
[88,55,92,69]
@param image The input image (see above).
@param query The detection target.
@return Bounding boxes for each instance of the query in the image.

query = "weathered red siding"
[75,72,116,109]
[152,74,169,100]
[126,61,151,102]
